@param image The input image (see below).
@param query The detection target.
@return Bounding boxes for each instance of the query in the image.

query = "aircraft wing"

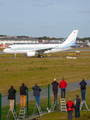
[36,47,53,53]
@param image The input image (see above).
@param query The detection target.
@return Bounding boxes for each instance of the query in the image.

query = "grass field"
[38,111,90,120]
[0,48,90,120]
[0,48,90,94]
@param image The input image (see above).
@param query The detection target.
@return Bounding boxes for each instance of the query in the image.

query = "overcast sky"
[0,0,90,38]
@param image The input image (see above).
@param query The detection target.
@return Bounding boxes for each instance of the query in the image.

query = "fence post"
[27,89,28,116]
[48,84,50,109]
[14,93,16,111]
[0,94,1,120]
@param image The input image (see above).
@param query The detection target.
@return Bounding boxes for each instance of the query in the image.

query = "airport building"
[0,36,65,48]
[0,37,39,48]
[0,36,90,48]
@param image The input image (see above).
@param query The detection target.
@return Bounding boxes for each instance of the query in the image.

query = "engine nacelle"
[24,51,35,57]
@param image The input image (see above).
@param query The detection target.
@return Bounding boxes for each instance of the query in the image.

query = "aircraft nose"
[3,49,7,53]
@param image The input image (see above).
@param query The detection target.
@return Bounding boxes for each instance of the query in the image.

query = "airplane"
[3,30,78,58]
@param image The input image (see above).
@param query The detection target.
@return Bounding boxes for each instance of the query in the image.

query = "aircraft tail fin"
[62,30,78,47]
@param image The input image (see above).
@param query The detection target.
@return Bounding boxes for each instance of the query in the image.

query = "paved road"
[0,52,4,54]
[2,80,90,107]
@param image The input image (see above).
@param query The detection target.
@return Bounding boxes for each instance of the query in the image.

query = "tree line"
[0,35,90,42]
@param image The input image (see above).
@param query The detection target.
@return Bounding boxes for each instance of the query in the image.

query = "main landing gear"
[38,55,43,58]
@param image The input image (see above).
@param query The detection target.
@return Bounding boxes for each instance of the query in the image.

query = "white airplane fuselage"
[3,30,78,57]
[3,44,71,54]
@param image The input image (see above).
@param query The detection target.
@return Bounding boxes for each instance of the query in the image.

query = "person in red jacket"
[66,98,74,120]
[59,77,67,98]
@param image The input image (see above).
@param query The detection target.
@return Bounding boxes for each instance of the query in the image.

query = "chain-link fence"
[0,81,90,120]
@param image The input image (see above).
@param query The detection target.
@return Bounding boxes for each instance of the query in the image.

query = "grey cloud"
[35,3,53,7]
[80,9,90,13]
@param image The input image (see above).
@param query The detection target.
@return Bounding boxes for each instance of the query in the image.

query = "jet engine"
[24,51,35,57]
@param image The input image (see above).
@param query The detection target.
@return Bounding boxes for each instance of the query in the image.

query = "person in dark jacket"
[79,78,87,101]
[51,78,59,102]
[59,77,67,98]
[8,86,17,111]
[32,83,41,107]
[20,83,28,107]
[74,94,81,118]
[66,98,74,120]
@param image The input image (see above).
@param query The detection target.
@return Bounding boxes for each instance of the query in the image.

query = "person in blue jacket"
[32,83,41,107]
[79,78,87,101]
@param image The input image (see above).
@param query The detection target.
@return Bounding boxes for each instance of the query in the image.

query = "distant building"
[0,38,39,47]
[0,36,89,48]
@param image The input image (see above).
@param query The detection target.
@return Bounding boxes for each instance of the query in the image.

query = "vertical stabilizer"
[62,30,78,47]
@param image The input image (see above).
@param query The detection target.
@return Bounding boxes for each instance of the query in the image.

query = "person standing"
[32,83,41,107]
[20,83,28,108]
[59,77,67,98]
[51,78,59,102]
[79,78,87,101]
[74,94,81,118]
[8,86,17,111]
[66,98,74,120]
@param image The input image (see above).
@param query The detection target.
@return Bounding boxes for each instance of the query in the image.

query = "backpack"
[81,82,85,89]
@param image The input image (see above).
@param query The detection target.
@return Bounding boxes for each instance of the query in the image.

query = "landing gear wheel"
[40,55,43,58]
[38,55,43,58]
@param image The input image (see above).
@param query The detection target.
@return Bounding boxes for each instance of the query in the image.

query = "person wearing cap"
[66,98,74,120]
[32,83,41,107]
[79,78,87,101]
[51,78,59,102]
[74,94,81,118]
[59,77,67,98]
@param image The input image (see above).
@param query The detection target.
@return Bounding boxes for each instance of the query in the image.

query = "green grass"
[38,111,90,120]
[0,49,90,93]
[0,47,90,120]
